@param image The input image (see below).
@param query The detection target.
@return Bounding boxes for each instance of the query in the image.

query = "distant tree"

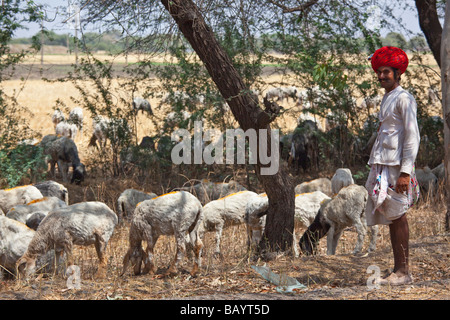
[382,32,408,48]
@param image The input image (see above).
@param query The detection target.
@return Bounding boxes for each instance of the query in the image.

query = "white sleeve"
[397,93,420,175]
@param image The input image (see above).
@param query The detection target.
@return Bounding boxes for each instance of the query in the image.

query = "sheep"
[132,97,153,115]
[88,116,132,150]
[0,185,43,214]
[0,216,58,278]
[415,166,438,199]
[68,107,84,132]
[121,191,203,277]
[431,163,444,183]
[16,201,118,279]
[33,180,69,205]
[295,178,333,197]
[117,188,157,222]
[179,180,247,205]
[6,196,67,225]
[331,168,354,195]
[55,121,78,140]
[244,191,331,256]
[51,109,65,129]
[198,190,260,256]
[265,86,298,102]
[299,184,378,256]
[41,134,86,184]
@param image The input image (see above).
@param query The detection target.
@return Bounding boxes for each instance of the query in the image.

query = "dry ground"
[0,51,448,301]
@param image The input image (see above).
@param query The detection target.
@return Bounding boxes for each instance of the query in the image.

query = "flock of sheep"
[0,164,380,280]
[0,86,444,283]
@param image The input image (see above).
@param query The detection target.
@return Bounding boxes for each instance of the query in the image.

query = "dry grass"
[0,53,448,300]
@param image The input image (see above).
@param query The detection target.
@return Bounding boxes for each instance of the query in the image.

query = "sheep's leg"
[214,223,224,258]
[189,230,203,277]
[327,226,342,255]
[93,231,108,279]
[57,160,69,182]
[166,233,186,276]
[326,226,335,255]
[368,225,378,252]
[142,235,158,275]
[353,218,367,255]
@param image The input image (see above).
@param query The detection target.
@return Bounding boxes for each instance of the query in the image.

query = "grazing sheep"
[0,216,58,278]
[299,184,378,256]
[415,166,438,198]
[41,134,86,184]
[198,190,260,256]
[244,191,331,256]
[51,109,65,129]
[33,180,69,205]
[265,86,297,102]
[16,201,118,279]
[0,185,43,214]
[6,196,67,225]
[431,163,444,183]
[295,178,333,197]
[121,191,203,277]
[55,121,79,140]
[68,107,84,132]
[331,168,354,195]
[117,189,157,222]
[180,180,247,205]
[132,97,153,115]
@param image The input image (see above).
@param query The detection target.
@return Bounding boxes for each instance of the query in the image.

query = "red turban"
[370,46,409,74]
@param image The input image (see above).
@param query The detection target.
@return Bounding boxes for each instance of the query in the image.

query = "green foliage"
[0,0,46,188]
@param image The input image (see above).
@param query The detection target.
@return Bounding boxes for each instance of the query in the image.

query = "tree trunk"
[415,0,442,68]
[160,0,296,253]
[442,0,450,231]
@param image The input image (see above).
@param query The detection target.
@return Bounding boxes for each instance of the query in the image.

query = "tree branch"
[267,0,319,13]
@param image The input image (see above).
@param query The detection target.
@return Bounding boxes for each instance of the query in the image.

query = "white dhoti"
[365,164,420,226]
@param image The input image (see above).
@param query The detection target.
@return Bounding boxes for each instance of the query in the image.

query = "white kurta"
[365,86,420,226]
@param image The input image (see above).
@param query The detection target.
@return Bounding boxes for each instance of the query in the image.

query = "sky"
[13,0,426,39]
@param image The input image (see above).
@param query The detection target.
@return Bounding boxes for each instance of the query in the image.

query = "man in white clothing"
[365,46,420,286]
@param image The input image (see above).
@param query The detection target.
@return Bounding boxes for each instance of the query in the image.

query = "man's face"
[376,66,399,91]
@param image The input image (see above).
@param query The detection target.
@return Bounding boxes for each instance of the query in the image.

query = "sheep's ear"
[16,257,28,278]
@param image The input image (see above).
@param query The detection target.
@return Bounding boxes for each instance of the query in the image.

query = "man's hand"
[395,172,410,193]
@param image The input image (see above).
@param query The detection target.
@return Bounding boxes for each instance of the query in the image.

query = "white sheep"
[416,166,438,199]
[132,97,153,115]
[68,107,84,132]
[331,168,354,195]
[0,185,43,214]
[117,188,157,222]
[0,216,58,278]
[300,184,377,256]
[295,178,333,196]
[33,180,69,205]
[244,191,331,256]
[16,201,118,279]
[51,109,65,129]
[199,190,260,256]
[6,196,67,225]
[55,121,79,140]
[121,191,203,277]
[89,115,109,149]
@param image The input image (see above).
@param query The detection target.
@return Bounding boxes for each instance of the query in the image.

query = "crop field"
[0,50,448,302]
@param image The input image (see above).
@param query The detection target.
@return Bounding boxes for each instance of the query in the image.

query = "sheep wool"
[122,191,203,277]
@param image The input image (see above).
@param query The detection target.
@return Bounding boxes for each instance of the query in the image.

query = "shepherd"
[365,46,420,286]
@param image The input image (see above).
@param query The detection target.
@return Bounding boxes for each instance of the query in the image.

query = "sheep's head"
[71,164,86,185]
[121,246,149,276]
[16,255,37,279]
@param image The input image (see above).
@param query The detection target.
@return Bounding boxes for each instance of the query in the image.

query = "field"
[0,50,449,302]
